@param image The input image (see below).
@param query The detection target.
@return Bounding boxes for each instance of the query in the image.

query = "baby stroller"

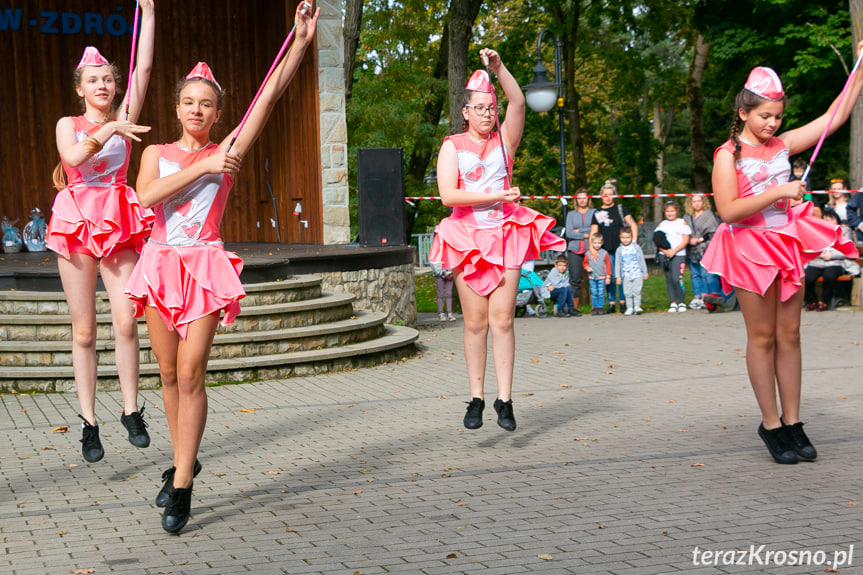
[515,268,549,318]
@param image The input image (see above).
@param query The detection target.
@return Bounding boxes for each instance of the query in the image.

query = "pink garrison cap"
[76,46,110,69]
[744,66,784,101]
[186,62,222,91]
[465,70,493,93]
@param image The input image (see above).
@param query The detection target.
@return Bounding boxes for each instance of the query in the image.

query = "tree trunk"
[405,21,450,188]
[653,101,665,221]
[650,100,674,220]
[447,0,484,134]
[687,34,710,195]
[552,4,587,191]
[343,0,364,101]
[851,0,863,188]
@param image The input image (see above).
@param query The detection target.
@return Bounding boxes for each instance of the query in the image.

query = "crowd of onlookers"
[545,180,732,316]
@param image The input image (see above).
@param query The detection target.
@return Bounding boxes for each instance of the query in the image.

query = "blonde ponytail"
[52,162,66,190]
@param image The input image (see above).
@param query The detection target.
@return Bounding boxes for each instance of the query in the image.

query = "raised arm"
[220,1,319,158]
[118,0,155,124]
[482,48,525,158]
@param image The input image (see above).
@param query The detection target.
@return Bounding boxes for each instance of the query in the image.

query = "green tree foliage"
[346,0,859,239]
[697,0,853,189]
[347,0,450,237]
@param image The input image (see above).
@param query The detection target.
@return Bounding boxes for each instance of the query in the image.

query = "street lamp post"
[522,29,567,227]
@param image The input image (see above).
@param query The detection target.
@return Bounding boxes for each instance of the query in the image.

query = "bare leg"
[58,254,99,424]
[774,286,805,424]
[736,284,782,429]
[146,308,180,460]
[453,269,489,399]
[172,314,219,488]
[487,269,520,401]
[100,247,141,415]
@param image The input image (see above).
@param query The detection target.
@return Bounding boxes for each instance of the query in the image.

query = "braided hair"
[729,88,786,160]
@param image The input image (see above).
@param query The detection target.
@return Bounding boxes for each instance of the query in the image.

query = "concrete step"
[0,275,323,315]
[0,292,356,341]
[0,324,419,393]
[0,310,388,367]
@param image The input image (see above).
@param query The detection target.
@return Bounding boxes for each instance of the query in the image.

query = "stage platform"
[0,243,415,291]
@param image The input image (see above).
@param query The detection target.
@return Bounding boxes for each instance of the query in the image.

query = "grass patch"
[416,265,694,314]
[415,272,462,313]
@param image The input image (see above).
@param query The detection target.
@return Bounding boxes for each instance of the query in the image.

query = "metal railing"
[412,233,434,267]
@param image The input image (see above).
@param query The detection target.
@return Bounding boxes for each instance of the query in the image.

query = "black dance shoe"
[79,415,104,463]
[781,418,817,461]
[120,406,150,448]
[155,459,202,508]
[161,483,193,533]
[493,398,517,431]
[758,423,798,464]
[463,398,485,429]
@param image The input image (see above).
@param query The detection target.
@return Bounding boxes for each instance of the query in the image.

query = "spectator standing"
[564,188,594,316]
[655,201,691,312]
[683,193,721,309]
[431,260,456,322]
[584,233,611,315]
[614,226,648,315]
[590,181,638,313]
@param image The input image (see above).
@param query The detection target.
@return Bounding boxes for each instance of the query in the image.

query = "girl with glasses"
[429,49,565,432]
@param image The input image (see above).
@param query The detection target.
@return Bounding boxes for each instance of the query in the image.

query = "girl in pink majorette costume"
[125,2,318,533]
[702,58,862,465]
[47,0,156,464]
[430,49,565,433]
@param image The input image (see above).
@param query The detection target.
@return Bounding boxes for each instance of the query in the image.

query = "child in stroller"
[515,263,549,318]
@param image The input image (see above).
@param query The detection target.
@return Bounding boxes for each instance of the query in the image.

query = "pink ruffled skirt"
[430,205,565,296]
[46,184,154,259]
[701,202,857,301]
[125,242,245,339]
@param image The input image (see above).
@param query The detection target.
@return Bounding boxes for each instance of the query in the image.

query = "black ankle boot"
[162,483,193,533]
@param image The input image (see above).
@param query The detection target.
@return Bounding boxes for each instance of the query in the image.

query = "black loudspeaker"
[357,148,406,246]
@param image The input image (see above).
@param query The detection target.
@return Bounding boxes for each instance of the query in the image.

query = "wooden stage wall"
[0,0,322,244]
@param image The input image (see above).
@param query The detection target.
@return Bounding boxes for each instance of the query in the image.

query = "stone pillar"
[317,0,351,244]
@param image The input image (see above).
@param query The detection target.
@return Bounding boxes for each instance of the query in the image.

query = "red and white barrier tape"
[404,189,861,203]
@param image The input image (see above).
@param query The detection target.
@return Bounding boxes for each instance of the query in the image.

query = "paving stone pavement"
[2,307,863,574]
